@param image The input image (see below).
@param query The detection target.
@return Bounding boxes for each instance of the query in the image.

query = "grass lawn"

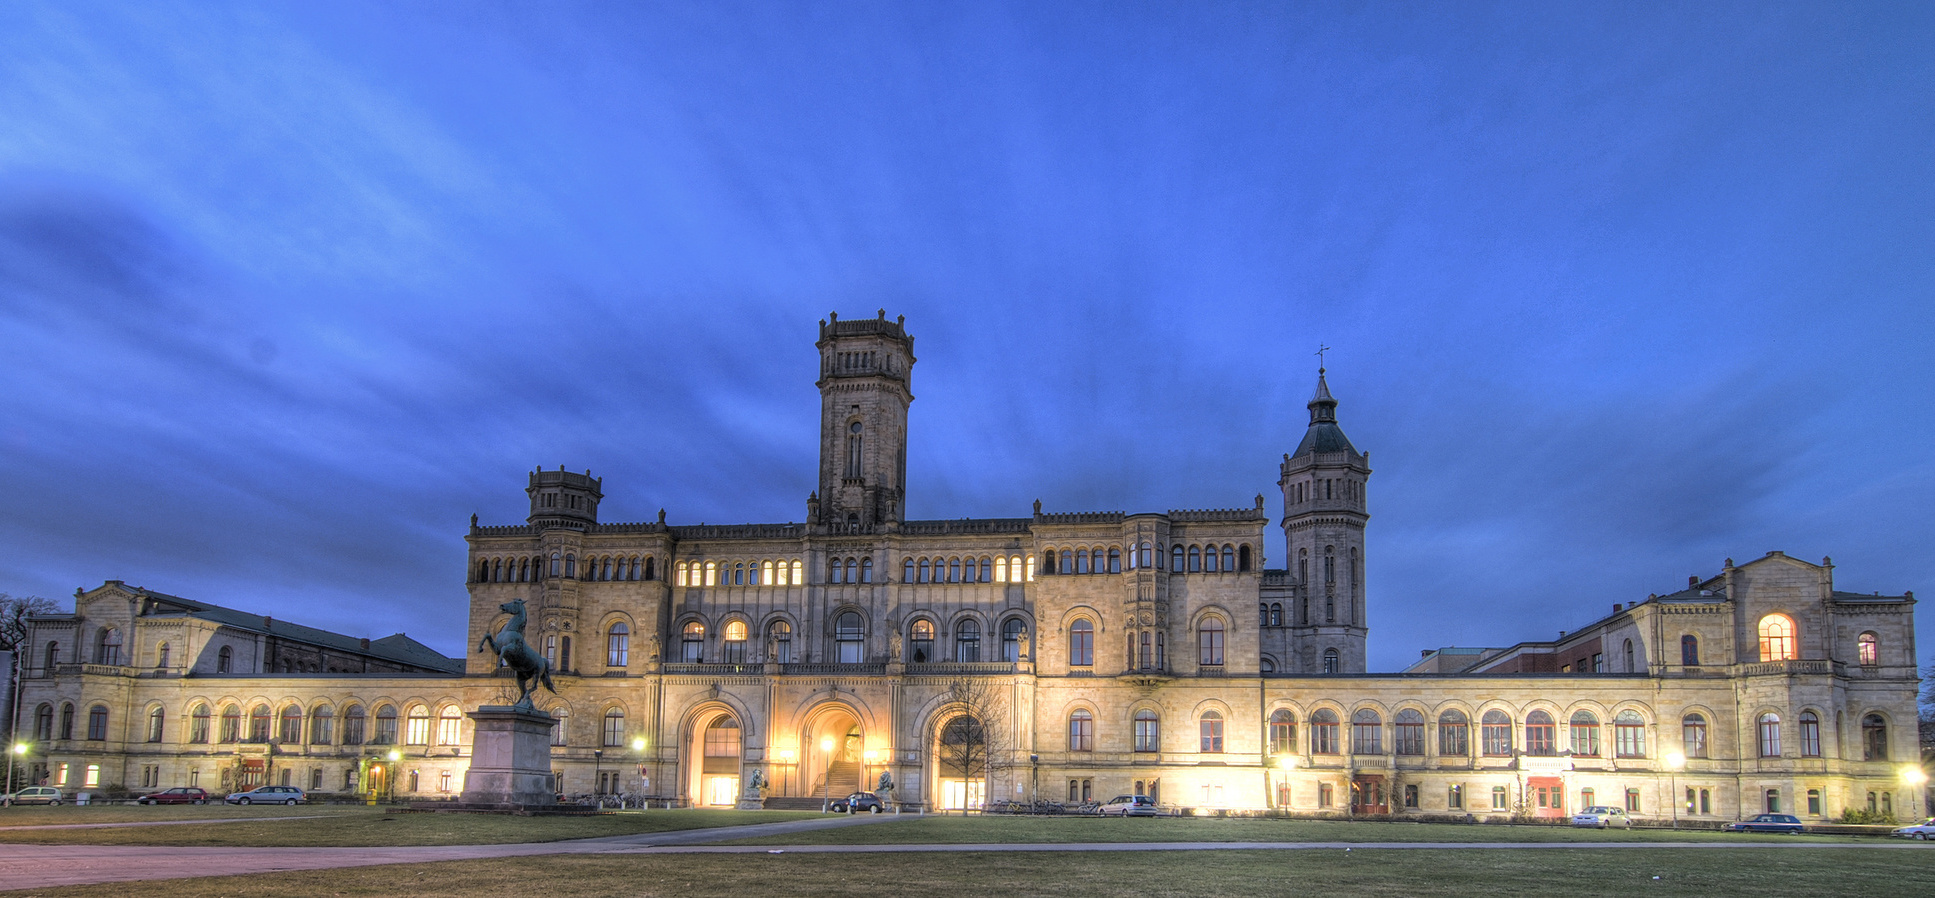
[0,807,825,847]
[7,847,1934,898]
[725,813,1875,845]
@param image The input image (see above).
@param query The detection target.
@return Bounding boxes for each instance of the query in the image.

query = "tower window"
[845,421,863,479]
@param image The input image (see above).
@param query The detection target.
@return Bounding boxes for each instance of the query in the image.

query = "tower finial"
[1315,343,1330,373]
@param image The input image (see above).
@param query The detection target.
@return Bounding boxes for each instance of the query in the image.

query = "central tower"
[1279,367,1371,673]
[814,311,915,530]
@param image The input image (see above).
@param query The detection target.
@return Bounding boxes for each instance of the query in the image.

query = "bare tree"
[0,594,58,656]
[936,677,1013,812]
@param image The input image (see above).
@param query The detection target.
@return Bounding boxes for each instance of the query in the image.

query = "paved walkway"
[0,816,1926,891]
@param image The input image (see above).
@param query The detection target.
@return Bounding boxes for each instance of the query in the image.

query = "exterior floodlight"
[632,738,647,752]
[1277,755,1295,770]
[388,749,402,762]
[1902,766,1928,786]
[1665,752,1686,770]
[821,737,834,753]
[10,744,24,755]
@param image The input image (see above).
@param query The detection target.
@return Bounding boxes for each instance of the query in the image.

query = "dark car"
[137,787,209,805]
[1724,813,1805,834]
[829,791,885,813]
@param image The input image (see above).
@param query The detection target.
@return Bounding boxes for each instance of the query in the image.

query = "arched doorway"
[797,706,864,804]
[934,714,988,811]
[687,711,743,807]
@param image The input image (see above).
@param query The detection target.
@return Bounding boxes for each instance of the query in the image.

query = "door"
[1351,775,1387,815]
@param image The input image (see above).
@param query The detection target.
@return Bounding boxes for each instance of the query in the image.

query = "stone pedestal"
[458,705,556,809]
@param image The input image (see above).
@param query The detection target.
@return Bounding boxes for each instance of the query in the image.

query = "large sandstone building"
[14,312,1923,822]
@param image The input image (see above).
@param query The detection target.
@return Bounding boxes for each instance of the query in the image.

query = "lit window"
[405,706,431,745]
[910,620,934,662]
[723,620,748,663]
[1757,614,1797,661]
[682,621,705,663]
[437,706,462,746]
[1858,632,1879,666]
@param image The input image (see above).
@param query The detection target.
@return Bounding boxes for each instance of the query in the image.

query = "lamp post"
[631,737,646,805]
[777,748,795,798]
[820,736,834,813]
[8,742,26,795]
[593,749,604,804]
[1901,765,1927,818]
[386,748,401,803]
[1665,752,1685,829]
[1276,755,1295,812]
[863,749,878,795]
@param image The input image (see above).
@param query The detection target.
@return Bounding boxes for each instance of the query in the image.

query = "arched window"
[373,704,398,745]
[342,704,366,745]
[1197,618,1224,667]
[1322,648,1339,674]
[847,557,859,583]
[1133,709,1159,752]
[905,558,916,582]
[1862,713,1887,760]
[1757,713,1781,757]
[644,556,656,580]
[954,619,981,662]
[187,703,209,744]
[1681,713,1706,759]
[279,705,304,744]
[1199,710,1225,753]
[769,621,793,664]
[1570,711,1601,756]
[1269,709,1297,754]
[845,420,862,478]
[146,706,165,743]
[59,703,74,740]
[155,642,170,670]
[311,705,334,745]
[1480,710,1512,756]
[836,612,865,663]
[1068,709,1093,752]
[861,558,873,583]
[1438,709,1468,756]
[1310,709,1340,754]
[681,621,705,663]
[1139,541,1152,568]
[723,620,748,663]
[1001,618,1026,662]
[216,646,232,674]
[1107,548,1121,573]
[564,554,576,578]
[920,558,932,582]
[1260,603,1270,627]
[1269,603,1282,627]
[1171,545,1184,570]
[1238,544,1252,571]
[603,708,626,747]
[1067,619,1093,667]
[606,622,630,667]
[910,620,934,662]
[1623,639,1635,672]
[828,558,843,584]
[87,704,108,740]
[1681,635,1699,666]
[550,708,569,746]
[1202,545,1216,573]
[549,552,561,577]
[1858,632,1879,667]
[43,641,58,672]
[1090,547,1104,574]
[1524,710,1555,756]
[1063,550,1076,576]
[405,705,431,745]
[1799,710,1821,757]
[437,706,462,745]
[1613,710,1645,758]
[1758,614,1797,661]
[1221,544,1234,572]
[95,628,121,665]
[1351,709,1382,754]
[1188,545,1201,572]
[1394,709,1425,755]
[249,704,272,743]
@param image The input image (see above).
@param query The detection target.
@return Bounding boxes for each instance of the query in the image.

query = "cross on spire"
[1315,343,1330,373]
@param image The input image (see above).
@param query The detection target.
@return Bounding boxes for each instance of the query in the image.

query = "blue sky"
[0,1,1929,670]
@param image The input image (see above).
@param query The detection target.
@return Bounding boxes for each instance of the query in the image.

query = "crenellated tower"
[814,310,915,531]
[1279,368,1371,673]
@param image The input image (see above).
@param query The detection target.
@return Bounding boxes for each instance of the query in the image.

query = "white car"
[1893,818,1935,840]
[1571,806,1632,829]
[1098,795,1158,817]
[224,785,306,805]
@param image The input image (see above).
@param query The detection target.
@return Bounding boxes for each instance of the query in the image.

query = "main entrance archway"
[685,710,743,807]
[794,705,864,803]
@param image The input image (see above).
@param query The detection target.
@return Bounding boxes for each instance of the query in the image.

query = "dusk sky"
[1,2,1930,672]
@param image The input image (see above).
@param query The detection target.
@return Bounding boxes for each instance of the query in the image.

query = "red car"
[136,787,209,805]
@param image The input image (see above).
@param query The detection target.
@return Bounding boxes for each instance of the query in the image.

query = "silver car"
[224,785,306,805]
[1571,806,1632,829]
[2,787,64,806]
[1893,818,1935,841]
[1099,795,1158,817]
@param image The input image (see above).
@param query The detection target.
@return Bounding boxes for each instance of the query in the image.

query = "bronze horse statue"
[478,599,556,709]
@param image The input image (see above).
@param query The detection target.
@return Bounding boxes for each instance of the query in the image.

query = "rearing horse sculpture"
[478,599,556,709]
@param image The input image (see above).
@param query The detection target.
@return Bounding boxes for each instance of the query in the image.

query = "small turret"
[527,466,603,530]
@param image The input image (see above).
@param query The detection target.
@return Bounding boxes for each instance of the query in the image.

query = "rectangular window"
[1700,789,1711,815]
[1581,787,1595,809]
[1133,716,1159,752]
[1200,717,1224,753]
[1395,721,1424,755]
[1482,723,1512,756]
[405,715,430,746]
[1800,716,1821,758]
[1403,784,1419,809]
[1491,786,1508,810]
[1806,789,1821,816]
[1319,782,1333,808]
[1447,784,1463,810]
[84,764,100,788]
[1625,788,1641,813]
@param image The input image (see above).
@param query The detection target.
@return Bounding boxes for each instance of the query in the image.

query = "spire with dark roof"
[1293,367,1360,457]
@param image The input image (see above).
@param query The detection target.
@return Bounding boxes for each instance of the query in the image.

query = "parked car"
[136,787,209,805]
[224,785,306,806]
[1099,795,1158,817]
[829,791,885,813]
[1891,818,1935,840]
[1570,806,1632,829]
[2,786,64,806]
[1724,813,1805,834]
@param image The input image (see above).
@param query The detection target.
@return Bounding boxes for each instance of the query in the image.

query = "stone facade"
[12,311,1922,823]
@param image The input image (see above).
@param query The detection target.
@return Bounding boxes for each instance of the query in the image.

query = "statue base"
[459,705,557,808]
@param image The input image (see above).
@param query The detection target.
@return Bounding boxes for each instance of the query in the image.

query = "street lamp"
[8,742,26,795]
[777,748,795,797]
[385,749,401,803]
[1901,765,1927,817]
[820,736,834,812]
[593,749,604,804]
[1665,752,1686,828]
[1276,755,1295,812]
